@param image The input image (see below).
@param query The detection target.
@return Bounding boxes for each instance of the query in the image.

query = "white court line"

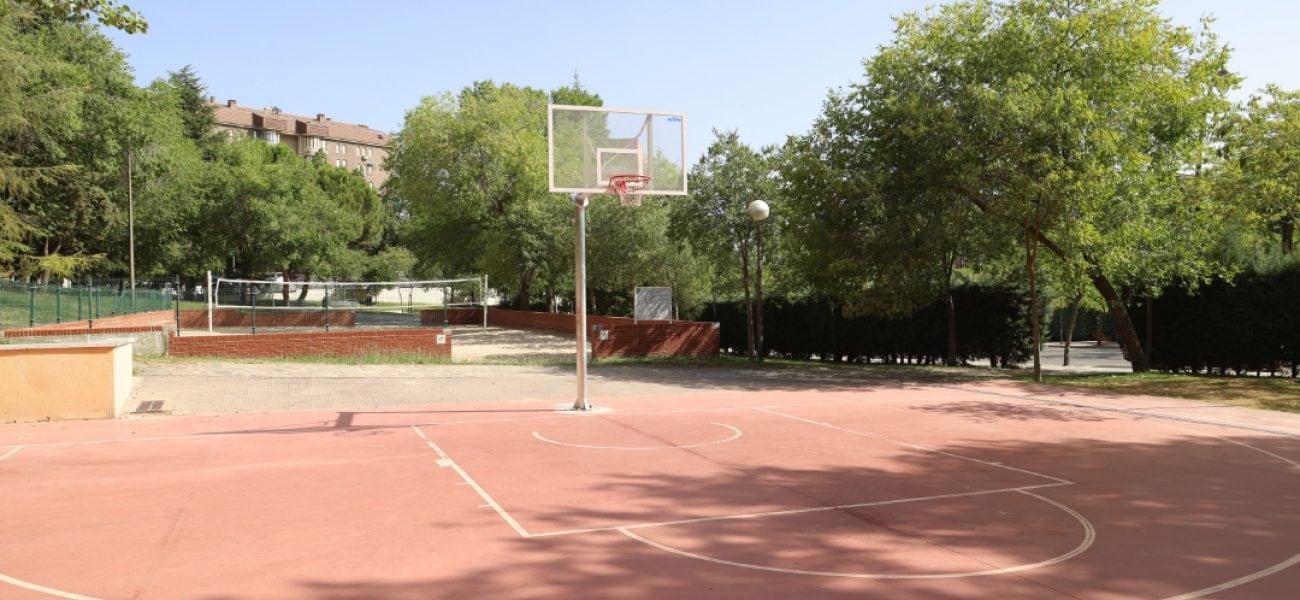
[949,384,1300,439]
[617,489,1095,580]
[0,446,104,600]
[410,426,530,538]
[1147,421,1300,599]
[419,395,922,428]
[754,408,1072,485]
[527,482,1071,539]
[0,446,21,462]
[0,574,100,600]
[1163,552,1300,600]
[1153,421,1300,471]
[532,423,742,450]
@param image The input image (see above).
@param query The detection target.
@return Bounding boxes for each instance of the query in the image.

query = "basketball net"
[607,174,651,207]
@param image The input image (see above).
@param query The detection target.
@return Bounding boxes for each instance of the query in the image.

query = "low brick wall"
[420,308,484,326]
[463,308,719,359]
[591,321,721,359]
[178,308,355,329]
[3,312,173,354]
[168,329,450,359]
[3,329,168,355]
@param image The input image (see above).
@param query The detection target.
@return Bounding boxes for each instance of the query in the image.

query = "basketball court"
[2,372,1299,599]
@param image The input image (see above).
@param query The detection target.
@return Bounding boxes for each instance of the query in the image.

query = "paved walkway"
[1036,341,1131,374]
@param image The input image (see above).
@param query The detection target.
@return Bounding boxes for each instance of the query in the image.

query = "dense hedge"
[1132,267,1300,376]
[701,286,1031,367]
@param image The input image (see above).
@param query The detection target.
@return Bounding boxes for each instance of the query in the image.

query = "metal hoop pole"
[573,193,591,411]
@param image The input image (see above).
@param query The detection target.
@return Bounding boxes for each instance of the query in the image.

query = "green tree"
[848,0,1235,374]
[1218,85,1300,256]
[165,65,216,145]
[389,81,566,308]
[0,2,152,279]
[779,96,1013,366]
[5,0,147,34]
[198,139,362,278]
[673,130,778,357]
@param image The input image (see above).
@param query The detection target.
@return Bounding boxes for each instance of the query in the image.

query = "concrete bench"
[0,339,134,422]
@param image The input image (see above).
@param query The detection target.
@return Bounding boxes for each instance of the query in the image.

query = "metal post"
[482,274,488,328]
[572,193,591,411]
[324,285,331,332]
[55,287,62,324]
[174,289,181,334]
[206,271,214,334]
[755,219,765,363]
[77,287,83,320]
[127,150,136,309]
[28,285,35,327]
[251,292,257,334]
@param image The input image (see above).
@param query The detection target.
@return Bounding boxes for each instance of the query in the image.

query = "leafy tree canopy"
[832,0,1237,370]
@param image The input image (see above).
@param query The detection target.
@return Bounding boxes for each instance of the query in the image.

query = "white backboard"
[548,105,688,196]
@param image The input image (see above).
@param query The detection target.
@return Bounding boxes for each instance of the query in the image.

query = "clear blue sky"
[106,0,1300,155]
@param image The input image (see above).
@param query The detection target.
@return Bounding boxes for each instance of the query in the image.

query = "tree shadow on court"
[584,362,991,393]
[910,400,1114,422]
[200,427,1300,600]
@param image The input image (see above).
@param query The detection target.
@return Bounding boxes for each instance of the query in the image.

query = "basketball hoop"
[607,174,651,207]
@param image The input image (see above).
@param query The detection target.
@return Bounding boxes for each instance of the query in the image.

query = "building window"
[336,159,347,169]
[259,129,279,144]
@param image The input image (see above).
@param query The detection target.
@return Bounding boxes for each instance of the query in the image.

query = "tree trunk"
[1064,294,1082,366]
[296,273,312,302]
[1281,212,1295,254]
[1145,297,1154,366]
[1026,226,1042,383]
[516,276,530,310]
[1090,272,1149,372]
[945,291,958,366]
[963,194,1149,372]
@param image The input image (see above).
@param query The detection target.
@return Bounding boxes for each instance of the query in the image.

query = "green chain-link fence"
[0,280,176,330]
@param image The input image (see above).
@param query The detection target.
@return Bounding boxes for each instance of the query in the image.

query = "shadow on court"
[5,382,1299,599]
[202,430,1300,599]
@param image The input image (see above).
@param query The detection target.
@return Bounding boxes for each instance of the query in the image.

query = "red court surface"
[2,380,1299,599]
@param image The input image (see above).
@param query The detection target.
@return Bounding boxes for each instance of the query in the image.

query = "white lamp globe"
[747,200,770,222]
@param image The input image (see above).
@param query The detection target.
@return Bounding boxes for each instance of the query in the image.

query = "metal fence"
[0,280,176,330]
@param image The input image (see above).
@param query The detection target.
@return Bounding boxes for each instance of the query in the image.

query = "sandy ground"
[130,328,1135,417]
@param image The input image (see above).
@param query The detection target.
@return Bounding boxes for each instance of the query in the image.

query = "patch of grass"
[1034,372,1300,413]
[591,355,996,381]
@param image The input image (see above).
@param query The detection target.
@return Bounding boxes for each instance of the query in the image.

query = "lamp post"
[747,200,769,362]
[127,149,136,308]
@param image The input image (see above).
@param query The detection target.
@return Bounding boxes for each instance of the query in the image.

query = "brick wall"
[461,308,719,359]
[168,329,450,359]
[591,321,720,359]
[4,324,165,338]
[420,308,484,326]
[177,308,356,329]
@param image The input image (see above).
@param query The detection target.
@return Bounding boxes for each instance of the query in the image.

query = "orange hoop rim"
[607,174,651,206]
[607,174,651,194]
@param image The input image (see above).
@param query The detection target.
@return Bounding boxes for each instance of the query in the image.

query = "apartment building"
[210,98,390,189]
